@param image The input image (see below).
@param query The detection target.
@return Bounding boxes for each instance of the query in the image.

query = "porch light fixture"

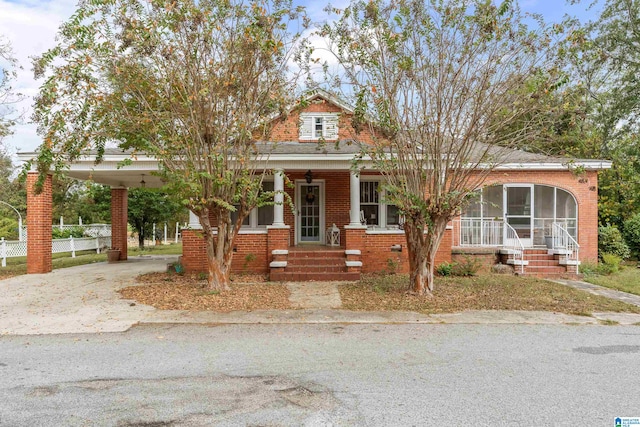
[305,170,313,184]
[140,174,146,188]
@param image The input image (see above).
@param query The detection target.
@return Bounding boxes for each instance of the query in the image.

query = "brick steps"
[270,247,361,282]
[501,248,578,277]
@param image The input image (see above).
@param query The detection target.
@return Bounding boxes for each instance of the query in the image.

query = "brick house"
[19,90,610,278]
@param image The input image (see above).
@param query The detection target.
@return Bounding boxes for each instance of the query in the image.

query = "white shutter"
[299,115,313,141]
[324,115,338,140]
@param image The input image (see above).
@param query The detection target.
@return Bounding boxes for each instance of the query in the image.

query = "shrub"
[436,262,454,276]
[600,253,622,275]
[451,256,482,276]
[52,226,87,239]
[579,260,599,276]
[624,213,640,258]
[598,225,630,260]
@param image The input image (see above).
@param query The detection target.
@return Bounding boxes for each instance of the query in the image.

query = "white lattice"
[1,235,113,267]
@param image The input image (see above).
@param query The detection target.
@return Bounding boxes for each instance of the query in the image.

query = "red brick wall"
[26,173,52,274]
[110,188,128,261]
[361,229,452,274]
[480,170,599,262]
[181,230,269,274]
[182,230,207,273]
[266,95,377,144]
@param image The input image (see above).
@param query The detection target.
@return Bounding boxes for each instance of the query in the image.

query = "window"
[360,179,401,229]
[461,184,578,242]
[360,181,379,226]
[231,181,274,230]
[299,113,338,141]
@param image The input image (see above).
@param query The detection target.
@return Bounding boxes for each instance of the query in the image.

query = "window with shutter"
[299,113,339,141]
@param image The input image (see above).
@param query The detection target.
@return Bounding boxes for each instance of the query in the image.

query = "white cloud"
[0,0,77,156]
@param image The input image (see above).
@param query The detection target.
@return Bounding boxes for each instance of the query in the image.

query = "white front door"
[296,181,325,244]
[504,184,533,247]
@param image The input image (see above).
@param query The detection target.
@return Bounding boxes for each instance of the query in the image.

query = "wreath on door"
[305,190,316,204]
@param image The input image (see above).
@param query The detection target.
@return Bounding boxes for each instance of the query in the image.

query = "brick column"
[181,229,207,273]
[110,187,128,261]
[26,172,52,274]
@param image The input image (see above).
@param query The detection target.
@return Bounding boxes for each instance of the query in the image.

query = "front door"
[296,182,324,244]
[504,185,533,247]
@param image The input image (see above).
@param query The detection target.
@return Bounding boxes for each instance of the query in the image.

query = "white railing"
[452,219,504,247]
[1,236,111,267]
[504,222,525,274]
[552,222,580,273]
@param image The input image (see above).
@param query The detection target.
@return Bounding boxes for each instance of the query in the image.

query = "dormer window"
[300,112,339,141]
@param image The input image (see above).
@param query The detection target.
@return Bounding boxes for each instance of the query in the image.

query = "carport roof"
[17,141,611,189]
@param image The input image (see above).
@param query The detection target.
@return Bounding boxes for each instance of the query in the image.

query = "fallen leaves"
[339,274,640,316]
[119,272,290,312]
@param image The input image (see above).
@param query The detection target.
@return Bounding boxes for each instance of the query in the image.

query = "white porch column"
[188,210,202,229]
[272,168,285,226]
[349,170,361,226]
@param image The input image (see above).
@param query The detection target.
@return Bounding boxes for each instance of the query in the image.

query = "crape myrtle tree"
[0,36,21,147]
[322,0,565,294]
[32,0,308,291]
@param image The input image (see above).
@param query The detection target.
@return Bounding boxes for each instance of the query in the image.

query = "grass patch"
[0,243,183,280]
[128,244,183,256]
[0,250,108,279]
[583,265,640,296]
[339,274,640,316]
[120,272,290,312]
[598,319,620,325]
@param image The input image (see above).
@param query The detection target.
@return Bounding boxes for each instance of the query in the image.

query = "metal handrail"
[552,222,580,273]
[504,221,525,274]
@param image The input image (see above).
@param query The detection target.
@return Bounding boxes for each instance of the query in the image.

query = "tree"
[322,0,564,294]
[33,0,307,290]
[0,36,21,147]
[128,188,183,249]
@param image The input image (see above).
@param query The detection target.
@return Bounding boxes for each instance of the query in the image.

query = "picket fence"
[0,236,112,267]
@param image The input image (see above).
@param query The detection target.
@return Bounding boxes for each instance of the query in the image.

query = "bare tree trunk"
[405,221,429,295]
[138,226,144,249]
[199,211,232,292]
[405,217,448,295]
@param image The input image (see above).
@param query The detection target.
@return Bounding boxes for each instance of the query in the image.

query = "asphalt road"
[1,324,639,426]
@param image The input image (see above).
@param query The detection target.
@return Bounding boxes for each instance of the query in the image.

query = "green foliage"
[52,226,87,239]
[451,256,482,277]
[598,225,630,260]
[0,217,18,240]
[128,189,183,249]
[436,262,454,277]
[32,0,307,289]
[322,0,564,293]
[623,213,640,258]
[600,253,622,275]
[386,257,399,274]
[243,253,256,271]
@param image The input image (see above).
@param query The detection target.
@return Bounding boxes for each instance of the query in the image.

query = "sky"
[0,0,604,158]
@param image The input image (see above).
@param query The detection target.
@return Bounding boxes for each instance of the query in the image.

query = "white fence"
[1,236,111,267]
[18,224,111,241]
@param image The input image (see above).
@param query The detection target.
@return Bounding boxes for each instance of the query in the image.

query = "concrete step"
[270,271,360,282]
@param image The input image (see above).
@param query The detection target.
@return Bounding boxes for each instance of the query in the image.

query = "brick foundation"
[182,229,269,274]
[26,172,52,274]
